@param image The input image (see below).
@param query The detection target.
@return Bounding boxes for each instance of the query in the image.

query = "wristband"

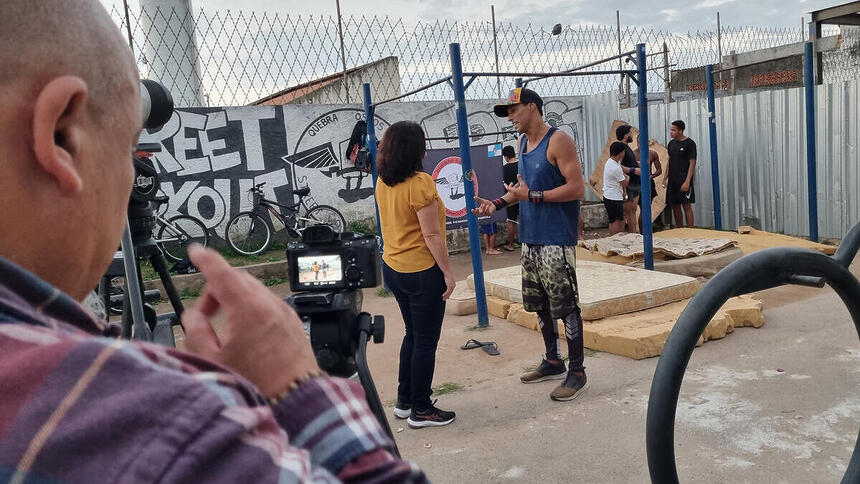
[492,198,509,209]
[266,369,324,406]
[528,190,543,203]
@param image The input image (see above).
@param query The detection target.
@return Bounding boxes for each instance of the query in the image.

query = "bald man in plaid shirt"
[0,1,425,482]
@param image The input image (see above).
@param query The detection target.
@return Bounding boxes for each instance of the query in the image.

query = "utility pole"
[336,0,350,103]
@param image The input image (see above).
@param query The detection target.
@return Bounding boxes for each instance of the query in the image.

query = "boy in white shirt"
[603,141,630,235]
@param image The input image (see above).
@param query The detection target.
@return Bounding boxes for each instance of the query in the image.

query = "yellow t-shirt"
[375,172,446,273]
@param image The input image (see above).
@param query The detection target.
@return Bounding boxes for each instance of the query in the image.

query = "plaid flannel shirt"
[0,257,426,483]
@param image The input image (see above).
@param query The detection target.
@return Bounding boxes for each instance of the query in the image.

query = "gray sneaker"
[550,371,589,401]
[520,359,566,383]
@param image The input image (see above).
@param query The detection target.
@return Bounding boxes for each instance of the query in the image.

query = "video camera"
[285,225,382,375]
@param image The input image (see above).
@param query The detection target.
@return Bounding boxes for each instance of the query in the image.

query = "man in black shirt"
[502,145,519,250]
[663,120,697,227]
[615,125,641,233]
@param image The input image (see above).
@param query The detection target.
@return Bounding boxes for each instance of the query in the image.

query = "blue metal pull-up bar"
[705,65,723,231]
[450,43,491,327]
[636,44,654,271]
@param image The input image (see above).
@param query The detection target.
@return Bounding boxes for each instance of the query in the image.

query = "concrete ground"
[165,244,860,483]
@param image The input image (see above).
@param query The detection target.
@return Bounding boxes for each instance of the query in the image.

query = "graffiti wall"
[139,97,584,240]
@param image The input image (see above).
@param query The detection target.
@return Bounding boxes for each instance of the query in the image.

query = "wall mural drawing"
[138,97,584,242]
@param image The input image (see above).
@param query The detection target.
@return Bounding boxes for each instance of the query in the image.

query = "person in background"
[663,120,697,228]
[603,142,630,235]
[502,145,520,251]
[635,145,662,233]
[615,124,641,234]
[375,121,457,428]
[482,222,503,255]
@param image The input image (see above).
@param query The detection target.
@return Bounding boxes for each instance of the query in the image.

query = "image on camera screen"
[297,255,343,286]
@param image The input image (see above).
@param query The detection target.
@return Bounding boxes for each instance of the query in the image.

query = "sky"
[106,0,841,31]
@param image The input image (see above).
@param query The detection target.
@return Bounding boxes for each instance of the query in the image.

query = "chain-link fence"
[108,5,854,107]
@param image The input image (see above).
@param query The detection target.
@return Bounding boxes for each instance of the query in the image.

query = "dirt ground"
[159,236,859,483]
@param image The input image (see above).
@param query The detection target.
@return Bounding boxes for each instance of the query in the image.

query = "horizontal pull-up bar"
[425,130,514,141]
[372,76,452,107]
[522,49,638,84]
[463,69,638,79]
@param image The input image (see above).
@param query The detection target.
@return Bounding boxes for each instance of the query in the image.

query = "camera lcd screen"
[297,255,343,288]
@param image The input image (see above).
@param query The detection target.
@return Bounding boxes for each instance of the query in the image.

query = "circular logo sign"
[431,156,479,218]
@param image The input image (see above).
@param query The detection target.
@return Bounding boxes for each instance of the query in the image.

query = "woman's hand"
[442,271,456,300]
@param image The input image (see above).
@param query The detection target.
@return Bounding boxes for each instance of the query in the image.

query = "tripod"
[98,215,185,346]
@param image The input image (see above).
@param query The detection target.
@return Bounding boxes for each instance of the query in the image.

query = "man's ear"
[31,76,89,195]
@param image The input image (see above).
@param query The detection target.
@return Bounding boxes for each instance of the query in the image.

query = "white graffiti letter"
[227,107,276,172]
[202,111,241,172]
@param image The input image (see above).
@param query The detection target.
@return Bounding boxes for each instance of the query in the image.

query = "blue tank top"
[518,127,580,246]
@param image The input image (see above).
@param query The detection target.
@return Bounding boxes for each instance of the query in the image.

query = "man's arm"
[650,150,662,178]
[542,132,585,202]
[681,158,696,192]
[177,247,426,483]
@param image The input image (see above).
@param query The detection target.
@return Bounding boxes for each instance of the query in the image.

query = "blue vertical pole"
[450,43,489,327]
[637,43,654,271]
[515,78,522,88]
[705,65,723,230]
[803,42,819,242]
[362,83,384,245]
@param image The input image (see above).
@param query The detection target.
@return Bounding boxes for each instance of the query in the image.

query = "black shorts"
[603,198,624,222]
[639,180,657,206]
[506,203,519,222]
[667,181,695,205]
[626,184,641,201]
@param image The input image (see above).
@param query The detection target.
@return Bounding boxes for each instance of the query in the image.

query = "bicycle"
[151,196,210,261]
[225,182,346,256]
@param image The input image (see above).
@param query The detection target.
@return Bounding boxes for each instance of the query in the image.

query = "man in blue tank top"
[474,87,589,402]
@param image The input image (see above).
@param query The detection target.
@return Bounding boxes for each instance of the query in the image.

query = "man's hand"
[182,245,320,398]
[505,174,529,201]
[681,181,690,193]
[472,196,497,216]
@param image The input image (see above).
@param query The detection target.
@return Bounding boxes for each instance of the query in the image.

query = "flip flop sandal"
[461,339,500,356]
[503,246,515,251]
[481,341,500,356]
[461,339,485,350]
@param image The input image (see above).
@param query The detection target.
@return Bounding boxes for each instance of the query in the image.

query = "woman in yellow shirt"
[375,121,456,429]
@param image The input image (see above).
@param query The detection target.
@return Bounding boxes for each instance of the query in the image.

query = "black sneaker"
[393,402,411,419]
[520,358,567,383]
[407,403,455,428]
[550,371,589,401]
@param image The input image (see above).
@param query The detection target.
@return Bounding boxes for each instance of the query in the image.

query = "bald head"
[0,0,138,122]
[0,0,142,302]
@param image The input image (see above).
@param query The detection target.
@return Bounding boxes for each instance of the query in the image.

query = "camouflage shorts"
[521,244,580,319]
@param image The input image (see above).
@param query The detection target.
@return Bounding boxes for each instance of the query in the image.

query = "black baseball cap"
[493,87,544,117]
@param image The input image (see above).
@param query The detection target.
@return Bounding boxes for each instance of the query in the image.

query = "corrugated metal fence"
[582,80,860,239]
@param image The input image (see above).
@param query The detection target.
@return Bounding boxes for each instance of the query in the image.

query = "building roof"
[251,56,397,105]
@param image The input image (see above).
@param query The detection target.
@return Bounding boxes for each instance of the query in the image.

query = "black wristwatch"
[528,190,544,203]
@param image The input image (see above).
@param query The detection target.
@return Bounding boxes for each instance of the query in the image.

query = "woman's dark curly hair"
[377,121,426,186]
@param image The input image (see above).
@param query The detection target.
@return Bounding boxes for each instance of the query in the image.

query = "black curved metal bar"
[646,236,860,484]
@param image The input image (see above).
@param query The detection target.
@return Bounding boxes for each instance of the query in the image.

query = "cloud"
[661,9,680,22]
[695,0,737,8]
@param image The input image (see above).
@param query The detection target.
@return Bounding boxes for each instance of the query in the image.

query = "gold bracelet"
[266,369,324,406]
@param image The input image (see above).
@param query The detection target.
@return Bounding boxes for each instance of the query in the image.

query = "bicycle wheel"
[302,205,347,233]
[226,212,272,256]
[157,215,209,262]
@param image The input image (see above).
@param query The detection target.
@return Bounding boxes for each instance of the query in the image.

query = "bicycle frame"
[153,214,185,242]
[256,194,315,227]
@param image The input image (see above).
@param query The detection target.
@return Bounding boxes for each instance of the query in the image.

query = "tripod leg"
[355,314,400,457]
[121,279,133,339]
[149,253,184,318]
